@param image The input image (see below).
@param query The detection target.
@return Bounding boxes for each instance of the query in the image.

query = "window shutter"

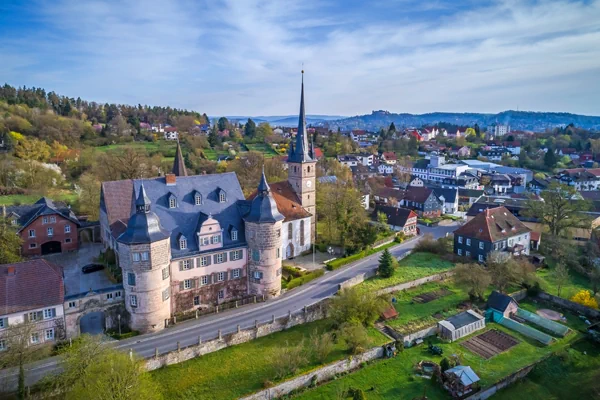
[37,311,43,320]
[179,261,183,271]
[211,273,216,284]
[51,308,56,317]
[229,251,235,260]
[191,279,196,289]
[196,258,201,268]
[206,256,211,266]
[195,278,200,288]
[223,271,229,281]
[179,281,184,290]
[223,252,228,262]
[24,313,29,322]
[213,255,218,264]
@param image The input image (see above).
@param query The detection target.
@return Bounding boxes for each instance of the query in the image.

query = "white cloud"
[1,0,599,115]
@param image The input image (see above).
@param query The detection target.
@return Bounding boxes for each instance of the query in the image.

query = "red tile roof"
[530,231,541,242]
[454,206,530,243]
[247,181,311,222]
[381,306,398,320]
[382,152,397,160]
[1,259,64,315]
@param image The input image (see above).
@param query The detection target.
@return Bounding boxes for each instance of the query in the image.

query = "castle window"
[300,220,305,246]
[179,236,187,250]
[50,216,56,223]
[183,279,192,290]
[253,271,263,280]
[252,249,260,262]
[202,236,209,246]
[130,295,137,307]
[169,195,177,208]
[141,252,149,261]
[180,259,192,270]
[194,193,202,205]
[127,273,136,286]
[199,255,210,266]
[218,189,227,203]
[47,227,54,237]
[162,267,169,280]
[10,219,17,226]
[162,288,170,301]
[43,217,48,224]
[211,235,221,244]
[215,253,224,263]
[217,272,225,281]
[132,253,140,262]
[64,225,71,233]
[201,276,209,285]
[231,229,238,241]
[288,223,293,240]
[277,248,280,258]
[307,166,311,173]
[218,290,224,299]
[233,269,241,279]
[231,250,242,261]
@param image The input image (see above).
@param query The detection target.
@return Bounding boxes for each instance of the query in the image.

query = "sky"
[1,0,600,117]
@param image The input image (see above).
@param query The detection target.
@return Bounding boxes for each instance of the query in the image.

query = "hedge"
[286,269,325,290]
[282,265,304,278]
[326,241,400,271]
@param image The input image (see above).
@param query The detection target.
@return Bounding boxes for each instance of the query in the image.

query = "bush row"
[287,269,325,290]
[0,186,28,195]
[326,240,402,271]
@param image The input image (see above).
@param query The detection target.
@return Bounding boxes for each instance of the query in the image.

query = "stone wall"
[510,289,528,302]
[401,325,439,347]
[377,271,454,295]
[145,302,327,371]
[338,250,415,291]
[465,360,541,400]
[538,292,600,319]
[239,346,384,400]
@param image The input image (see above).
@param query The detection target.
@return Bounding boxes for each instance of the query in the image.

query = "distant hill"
[325,110,600,132]
[218,115,346,127]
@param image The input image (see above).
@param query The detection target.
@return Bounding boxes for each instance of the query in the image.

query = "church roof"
[248,181,311,222]
[172,141,187,176]
[288,72,314,164]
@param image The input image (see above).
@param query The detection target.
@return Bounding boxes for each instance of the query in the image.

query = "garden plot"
[462,329,519,359]
[412,288,453,303]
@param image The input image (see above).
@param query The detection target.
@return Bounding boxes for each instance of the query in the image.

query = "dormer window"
[231,229,238,241]
[10,219,17,226]
[218,189,226,203]
[179,235,187,250]
[194,193,202,206]
[168,193,177,208]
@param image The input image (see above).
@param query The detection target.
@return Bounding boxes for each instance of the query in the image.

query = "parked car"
[82,264,104,274]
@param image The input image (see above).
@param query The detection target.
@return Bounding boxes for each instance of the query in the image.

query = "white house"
[0,260,66,348]
[378,164,394,175]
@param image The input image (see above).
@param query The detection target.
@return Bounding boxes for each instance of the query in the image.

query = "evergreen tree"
[378,248,395,278]
[544,148,557,169]
[244,118,256,137]
[217,117,229,132]
[388,122,396,133]
[208,124,220,147]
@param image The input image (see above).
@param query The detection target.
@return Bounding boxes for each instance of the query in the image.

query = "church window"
[288,223,293,240]
[307,166,311,173]
[300,220,305,246]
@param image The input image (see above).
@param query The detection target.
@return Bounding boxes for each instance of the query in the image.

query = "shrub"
[413,234,448,255]
[339,322,370,355]
[570,290,599,309]
[329,287,391,327]
[263,380,274,388]
[348,387,367,400]
[287,269,325,290]
[282,265,304,278]
[273,340,308,380]
[310,330,334,364]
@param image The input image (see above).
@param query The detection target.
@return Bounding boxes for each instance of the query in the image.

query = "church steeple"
[172,141,187,177]
[288,71,313,163]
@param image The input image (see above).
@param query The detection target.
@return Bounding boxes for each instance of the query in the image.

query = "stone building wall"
[281,217,311,259]
[119,238,172,333]
[245,221,283,298]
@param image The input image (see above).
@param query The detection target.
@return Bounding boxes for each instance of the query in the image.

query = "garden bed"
[461,329,519,359]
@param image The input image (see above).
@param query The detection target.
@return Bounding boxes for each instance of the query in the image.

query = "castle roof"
[244,171,284,224]
[118,184,171,245]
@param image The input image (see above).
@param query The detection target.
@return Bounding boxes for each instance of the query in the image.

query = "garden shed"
[486,290,519,321]
[438,310,485,342]
[444,365,480,397]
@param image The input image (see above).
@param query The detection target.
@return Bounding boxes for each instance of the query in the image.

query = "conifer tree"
[378,248,395,278]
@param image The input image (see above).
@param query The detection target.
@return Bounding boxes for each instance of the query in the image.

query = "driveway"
[44,243,114,296]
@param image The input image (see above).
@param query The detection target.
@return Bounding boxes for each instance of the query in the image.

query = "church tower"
[287,72,317,241]
[244,170,284,298]
[117,184,172,333]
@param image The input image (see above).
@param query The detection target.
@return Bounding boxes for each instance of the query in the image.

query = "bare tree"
[453,263,492,300]
[0,321,38,399]
[553,263,570,297]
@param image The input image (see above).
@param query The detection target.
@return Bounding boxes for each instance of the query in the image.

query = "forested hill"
[326,110,600,131]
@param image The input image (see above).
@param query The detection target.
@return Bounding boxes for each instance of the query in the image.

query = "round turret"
[117,184,172,333]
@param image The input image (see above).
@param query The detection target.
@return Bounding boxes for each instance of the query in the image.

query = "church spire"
[172,141,187,177]
[257,165,270,194]
[288,71,313,163]
[135,184,151,214]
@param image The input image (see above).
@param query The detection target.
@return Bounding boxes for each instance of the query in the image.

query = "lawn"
[96,140,176,154]
[0,189,78,206]
[536,266,594,301]
[150,319,389,400]
[359,252,455,292]
[245,143,278,158]
[294,322,583,400]
[493,340,600,400]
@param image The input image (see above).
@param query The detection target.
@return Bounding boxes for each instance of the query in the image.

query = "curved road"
[0,223,456,392]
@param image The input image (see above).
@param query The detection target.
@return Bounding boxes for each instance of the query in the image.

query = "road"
[0,223,457,392]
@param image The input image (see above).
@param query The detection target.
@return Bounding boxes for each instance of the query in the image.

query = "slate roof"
[247,181,310,222]
[102,172,248,259]
[375,187,406,202]
[458,188,484,199]
[243,172,284,224]
[403,186,434,204]
[1,259,64,315]
[118,185,171,245]
[487,290,517,312]
[373,205,417,227]
[434,188,458,203]
[172,142,187,176]
[5,197,79,233]
[455,206,530,242]
[288,74,314,164]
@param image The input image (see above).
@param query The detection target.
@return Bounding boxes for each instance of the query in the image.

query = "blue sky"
[1,0,600,116]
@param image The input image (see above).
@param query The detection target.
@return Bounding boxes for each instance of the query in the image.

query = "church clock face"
[306,180,312,188]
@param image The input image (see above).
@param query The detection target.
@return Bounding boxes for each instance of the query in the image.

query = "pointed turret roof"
[135,183,151,210]
[288,71,314,164]
[172,141,187,176]
[118,183,170,244]
[244,170,283,223]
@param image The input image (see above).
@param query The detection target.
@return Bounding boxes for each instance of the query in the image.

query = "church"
[99,76,316,333]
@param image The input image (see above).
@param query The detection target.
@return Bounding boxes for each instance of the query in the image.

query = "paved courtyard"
[44,243,115,296]
[282,250,334,271]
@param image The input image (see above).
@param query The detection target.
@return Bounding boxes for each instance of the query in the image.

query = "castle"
[99,76,316,333]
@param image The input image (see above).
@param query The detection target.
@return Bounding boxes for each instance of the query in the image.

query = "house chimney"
[7,266,16,276]
[165,173,176,186]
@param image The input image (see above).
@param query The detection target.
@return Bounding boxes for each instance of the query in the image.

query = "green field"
[493,341,600,400]
[150,319,388,400]
[95,141,176,154]
[536,266,595,301]
[244,143,279,158]
[359,252,455,292]
[0,189,78,206]
[294,319,583,400]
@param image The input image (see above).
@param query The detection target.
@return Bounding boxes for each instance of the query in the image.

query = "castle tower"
[117,184,172,333]
[244,170,284,298]
[287,71,317,241]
